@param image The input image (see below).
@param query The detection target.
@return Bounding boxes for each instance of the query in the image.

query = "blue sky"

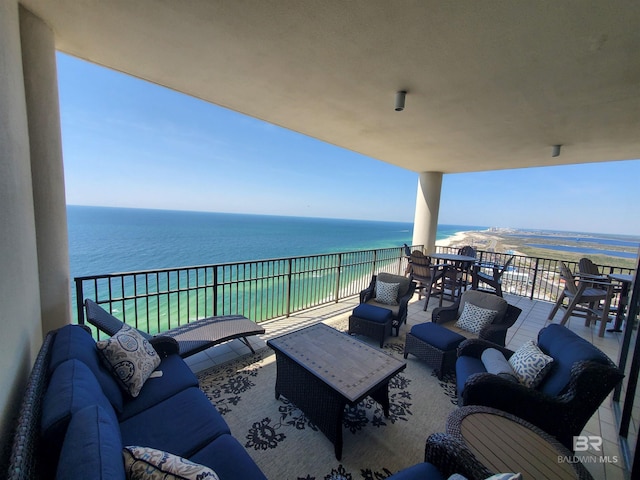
[57,53,640,236]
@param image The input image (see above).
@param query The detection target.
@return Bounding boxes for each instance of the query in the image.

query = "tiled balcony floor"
[185,292,631,480]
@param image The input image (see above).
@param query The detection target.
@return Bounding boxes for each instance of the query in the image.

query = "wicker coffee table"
[267,323,406,460]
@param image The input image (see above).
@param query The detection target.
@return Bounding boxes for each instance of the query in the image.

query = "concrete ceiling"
[21,0,640,173]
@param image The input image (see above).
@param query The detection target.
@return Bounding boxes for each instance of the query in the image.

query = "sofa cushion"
[190,434,268,480]
[375,280,400,305]
[119,353,199,421]
[378,272,411,299]
[508,340,554,388]
[56,404,125,480]
[537,323,614,396]
[455,303,498,334]
[50,324,124,412]
[42,359,118,469]
[123,446,219,480]
[97,324,161,398]
[119,387,230,458]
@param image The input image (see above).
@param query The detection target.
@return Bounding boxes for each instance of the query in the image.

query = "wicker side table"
[403,323,465,379]
[348,304,393,347]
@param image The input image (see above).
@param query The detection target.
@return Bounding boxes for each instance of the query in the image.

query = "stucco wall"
[20,5,71,333]
[0,0,44,470]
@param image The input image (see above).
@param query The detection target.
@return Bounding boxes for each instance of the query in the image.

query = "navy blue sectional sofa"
[7,324,266,480]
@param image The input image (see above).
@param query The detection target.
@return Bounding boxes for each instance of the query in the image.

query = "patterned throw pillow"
[508,340,554,388]
[123,446,220,480]
[97,324,161,397]
[375,281,400,306]
[454,302,498,334]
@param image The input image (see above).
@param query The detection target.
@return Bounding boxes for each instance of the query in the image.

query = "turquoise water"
[67,206,486,325]
[67,205,485,278]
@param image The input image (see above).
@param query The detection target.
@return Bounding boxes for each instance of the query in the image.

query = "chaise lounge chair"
[84,299,265,358]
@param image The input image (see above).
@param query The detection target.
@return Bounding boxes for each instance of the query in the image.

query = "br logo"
[573,435,603,452]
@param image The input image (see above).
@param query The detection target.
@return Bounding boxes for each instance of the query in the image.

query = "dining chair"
[547,261,615,336]
[473,255,514,297]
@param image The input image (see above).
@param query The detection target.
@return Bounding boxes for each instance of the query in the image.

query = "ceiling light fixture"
[395,91,407,112]
[552,145,562,157]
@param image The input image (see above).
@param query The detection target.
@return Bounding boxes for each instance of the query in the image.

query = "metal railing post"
[75,278,85,325]
[530,258,540,300]
[372,250,378,276]
[213,267,218,317]
[335,253,342,303]
[286,258,293,317]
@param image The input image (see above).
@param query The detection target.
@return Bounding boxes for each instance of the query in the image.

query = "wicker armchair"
[455,324,624,450]
[432,290,521,346]
[359,273,417,336]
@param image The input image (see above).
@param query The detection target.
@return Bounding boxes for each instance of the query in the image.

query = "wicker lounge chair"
[357,273,417,336]
[84,299,265,358]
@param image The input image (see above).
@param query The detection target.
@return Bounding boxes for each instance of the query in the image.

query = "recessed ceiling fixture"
[552,145,562,157]
[395,91,407,112]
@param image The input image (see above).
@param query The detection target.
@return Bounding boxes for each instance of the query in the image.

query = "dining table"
[427,252,477,305]
[607,273,634,332]
[429,252,477,264]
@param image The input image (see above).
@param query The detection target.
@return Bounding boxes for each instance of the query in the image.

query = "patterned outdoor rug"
[197,324,458,480]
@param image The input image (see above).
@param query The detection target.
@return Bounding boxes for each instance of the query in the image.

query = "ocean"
[67,205,485,279]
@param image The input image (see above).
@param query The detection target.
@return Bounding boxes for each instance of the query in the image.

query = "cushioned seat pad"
[386,462,445,479]
[119,387,230,458]
[455,355,486,398]
[410,323,465,351]
[190,434,268,480]
[353,303,392,323]
[119,354,199,421]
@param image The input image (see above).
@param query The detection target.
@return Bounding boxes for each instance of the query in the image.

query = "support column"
[412,172,443,253]
[20,6,71,332]
[0,0,43,470]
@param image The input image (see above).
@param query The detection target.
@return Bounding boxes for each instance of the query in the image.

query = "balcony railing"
[75,246,410,336]
[75,245,636,337]
[435,246,635,303]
